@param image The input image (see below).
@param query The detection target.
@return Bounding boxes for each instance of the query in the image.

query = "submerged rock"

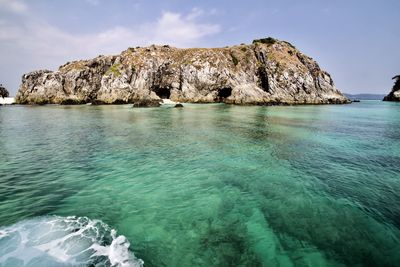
[174,103,184,108]
[132,98,161,108]
[16,38,349,105]
[383,75,400,101]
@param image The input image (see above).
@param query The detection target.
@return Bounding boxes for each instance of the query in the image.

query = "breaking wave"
[0,216,143,267]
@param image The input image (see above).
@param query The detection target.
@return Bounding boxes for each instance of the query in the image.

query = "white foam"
[0,97,15,105]
[0,216,144,267]
[161,99,176,105]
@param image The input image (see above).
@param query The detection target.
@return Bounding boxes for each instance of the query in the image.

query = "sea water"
[0,101,399,266]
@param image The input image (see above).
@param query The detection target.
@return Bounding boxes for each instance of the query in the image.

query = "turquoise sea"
[0,101,399,266]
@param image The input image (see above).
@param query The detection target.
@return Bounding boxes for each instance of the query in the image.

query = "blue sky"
[0,0,399,95]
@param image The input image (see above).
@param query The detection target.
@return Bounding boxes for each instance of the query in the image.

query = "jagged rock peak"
[383,75,400,101]
[16,37,349,105]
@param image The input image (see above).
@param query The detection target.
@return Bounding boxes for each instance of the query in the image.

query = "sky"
[0,0,399,95]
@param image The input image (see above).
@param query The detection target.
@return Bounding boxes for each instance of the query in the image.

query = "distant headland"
[16,37,349,106]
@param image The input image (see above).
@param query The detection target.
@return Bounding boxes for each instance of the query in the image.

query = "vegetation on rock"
[106,64,122,77]
[231,53,240,66]
[252,37,277,45]
[0,85,9,98]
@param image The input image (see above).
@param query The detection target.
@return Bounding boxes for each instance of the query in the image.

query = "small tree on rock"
[0,85,9,98]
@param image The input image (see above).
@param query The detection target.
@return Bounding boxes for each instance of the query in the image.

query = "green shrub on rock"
[252,37,277,45]
[0,85,9,98]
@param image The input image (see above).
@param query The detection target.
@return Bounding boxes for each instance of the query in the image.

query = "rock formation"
[0,85,9,98]
[383,75,400,101]
[16,37,349,105]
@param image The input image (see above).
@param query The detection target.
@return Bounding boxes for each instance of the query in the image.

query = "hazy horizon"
[1,0,399,95]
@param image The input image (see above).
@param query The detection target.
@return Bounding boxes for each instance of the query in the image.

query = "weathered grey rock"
[383,75,400,101]
[0,85,9,98]
[16,38,349,105]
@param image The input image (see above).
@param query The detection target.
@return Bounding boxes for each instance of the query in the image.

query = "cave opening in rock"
[153,87,171,99]
[257,67,270,92]
[217,87,232,100]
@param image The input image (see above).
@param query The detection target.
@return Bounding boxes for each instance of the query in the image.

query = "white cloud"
[0,4,220,93]
[0,0,27,13]
[0,10,219,57]
[186,7,204,20]
[0,7,220,56]
[151,11,220,45]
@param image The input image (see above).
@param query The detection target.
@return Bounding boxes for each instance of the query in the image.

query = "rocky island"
[383,75,400,101]
[16,38,349,106]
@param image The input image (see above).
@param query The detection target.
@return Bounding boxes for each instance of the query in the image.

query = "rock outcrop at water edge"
[383,75,400,101]
[16,37,349,105]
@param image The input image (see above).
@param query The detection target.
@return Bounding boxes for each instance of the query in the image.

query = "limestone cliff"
[16,38,349,105]
[383,75,400,101]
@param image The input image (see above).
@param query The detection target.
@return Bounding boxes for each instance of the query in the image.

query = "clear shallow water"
[0,101,400,266]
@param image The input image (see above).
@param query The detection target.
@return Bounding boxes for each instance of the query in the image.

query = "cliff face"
[16,38,349,105]
[383,75,400,101]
